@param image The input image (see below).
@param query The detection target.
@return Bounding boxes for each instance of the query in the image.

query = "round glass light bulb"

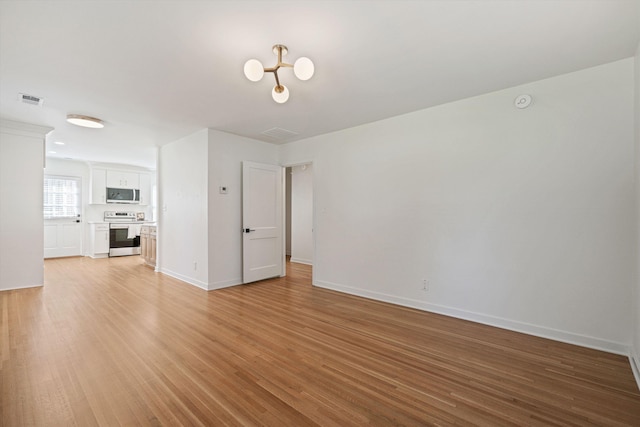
[244,59,264,82]
[272,85,289,103]
[293,57,314,81]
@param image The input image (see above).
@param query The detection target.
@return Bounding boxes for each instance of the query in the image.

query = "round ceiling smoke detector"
[514,94,532,109]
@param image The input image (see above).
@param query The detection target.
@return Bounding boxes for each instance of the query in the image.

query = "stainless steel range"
[104,211,145,257]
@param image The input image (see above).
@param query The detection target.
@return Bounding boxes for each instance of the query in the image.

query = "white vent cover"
[18,93,44,107]
[261,127,298,141]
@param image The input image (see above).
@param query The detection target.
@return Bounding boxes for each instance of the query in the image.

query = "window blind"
[44,175,81,219]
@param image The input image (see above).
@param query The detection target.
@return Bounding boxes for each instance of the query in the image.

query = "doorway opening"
[284,162,314,279]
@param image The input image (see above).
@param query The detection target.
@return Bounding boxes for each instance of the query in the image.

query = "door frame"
[281,160,315,283]
[43,174,84,258]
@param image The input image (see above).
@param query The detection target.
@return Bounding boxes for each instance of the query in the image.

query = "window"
[44,175,81,219]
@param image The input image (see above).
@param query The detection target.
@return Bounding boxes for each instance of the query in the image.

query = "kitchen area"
[92,211,156,267]
[44,157,158,268]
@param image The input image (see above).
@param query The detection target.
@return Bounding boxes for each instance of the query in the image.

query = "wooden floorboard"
[1,256,639,426]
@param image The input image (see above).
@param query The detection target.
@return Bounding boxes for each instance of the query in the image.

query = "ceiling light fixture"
[66,114,104,128]
[244,44,314,104]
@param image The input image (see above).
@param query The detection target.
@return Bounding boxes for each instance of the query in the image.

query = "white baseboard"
[209,278,242,290]
[314,279,628,356]
[630,348,640,392]
[290,257,313,266]
[0,283,43,291]
[160,268,209,290]
[159,270,242,291]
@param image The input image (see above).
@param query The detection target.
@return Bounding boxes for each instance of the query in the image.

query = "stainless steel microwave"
[106,187,140,204]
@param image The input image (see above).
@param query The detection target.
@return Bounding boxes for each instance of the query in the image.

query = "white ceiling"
[1,0,639,169]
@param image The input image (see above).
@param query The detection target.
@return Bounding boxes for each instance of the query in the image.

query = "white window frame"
[44,175,82,220]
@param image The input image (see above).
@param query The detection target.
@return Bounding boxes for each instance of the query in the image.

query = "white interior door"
[242,161,284,284]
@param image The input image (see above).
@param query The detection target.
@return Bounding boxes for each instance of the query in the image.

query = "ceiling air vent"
[18,93,44,107]
[261,127,298,142]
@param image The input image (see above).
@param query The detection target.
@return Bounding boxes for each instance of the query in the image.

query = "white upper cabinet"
[90,168,107,204]
[138,172,151,205]
[90,166,152,205]
[106,170,139,189]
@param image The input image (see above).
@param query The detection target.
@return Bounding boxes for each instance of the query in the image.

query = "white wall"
[207,129,278,289]
[158,128,277,290]
[0,120,52,290]
[279,59,635,354]
[159,129,210,288]
[290,164,313,265]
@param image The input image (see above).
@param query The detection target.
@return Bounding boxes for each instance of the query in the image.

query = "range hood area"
[89,166,152,206]
[107,187,140,204]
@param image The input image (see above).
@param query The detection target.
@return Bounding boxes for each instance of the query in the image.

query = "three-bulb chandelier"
[243,44,314,103]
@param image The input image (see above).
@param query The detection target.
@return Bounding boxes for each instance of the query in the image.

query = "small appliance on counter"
[104,211,146,257]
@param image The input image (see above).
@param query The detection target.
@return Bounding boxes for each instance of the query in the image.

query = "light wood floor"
[1,256,639,426]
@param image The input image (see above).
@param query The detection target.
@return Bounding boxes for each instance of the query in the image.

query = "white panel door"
[43,175,83,258]
[242,161,284,284]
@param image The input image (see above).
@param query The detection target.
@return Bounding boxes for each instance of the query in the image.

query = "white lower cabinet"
[90,223,110,258]
[140,225,156,267]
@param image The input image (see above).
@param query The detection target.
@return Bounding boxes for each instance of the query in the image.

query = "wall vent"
[18,93,44,107]
[261,127,298,142]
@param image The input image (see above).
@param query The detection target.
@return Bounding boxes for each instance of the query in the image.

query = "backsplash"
[85,204,154,223]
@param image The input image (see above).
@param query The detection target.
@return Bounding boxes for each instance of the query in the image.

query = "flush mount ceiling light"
[66,114,104,128]
[244,44,314,104]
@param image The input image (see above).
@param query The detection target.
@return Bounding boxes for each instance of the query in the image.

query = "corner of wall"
[208,278,243,291]
[157,129,210,287]
[1,120,52,290]
[206,130,279,288]
[631,348,640,392]
[160,267,209,291]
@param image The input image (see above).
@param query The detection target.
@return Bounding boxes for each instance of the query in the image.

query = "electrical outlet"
[422,279,429,292]
[194,262,198,271]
